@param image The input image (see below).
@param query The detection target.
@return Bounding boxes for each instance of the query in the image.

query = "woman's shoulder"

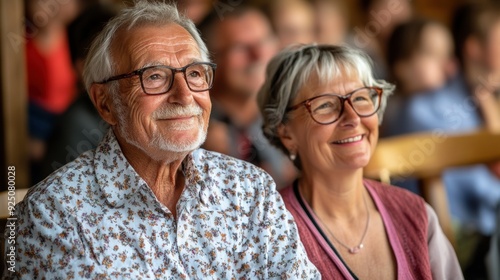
[364,178,424,203]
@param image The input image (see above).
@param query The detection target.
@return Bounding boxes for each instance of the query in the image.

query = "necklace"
[315,192,370,254]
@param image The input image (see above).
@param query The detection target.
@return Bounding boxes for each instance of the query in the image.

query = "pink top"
[299,181,412,279]
[280,179,463,280]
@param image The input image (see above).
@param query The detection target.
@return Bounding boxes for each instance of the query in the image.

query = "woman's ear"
[89,83,118,126]
[277,123,296,153]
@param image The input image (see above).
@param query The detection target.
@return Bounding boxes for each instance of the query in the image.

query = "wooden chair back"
[364,129,500,245]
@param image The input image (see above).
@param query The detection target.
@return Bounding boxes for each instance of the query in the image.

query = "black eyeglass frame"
[95,62,217,95]
[286,86,383,125]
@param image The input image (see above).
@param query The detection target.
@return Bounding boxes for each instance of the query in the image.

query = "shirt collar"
[93,130,224,210]
[180,149,226,211]
[94,130,149,207]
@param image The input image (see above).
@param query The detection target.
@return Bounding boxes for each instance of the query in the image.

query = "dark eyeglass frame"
[286,86,383,125]
[95,62,217,95]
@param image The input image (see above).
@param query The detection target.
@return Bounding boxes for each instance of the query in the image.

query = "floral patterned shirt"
[5,130,319,279]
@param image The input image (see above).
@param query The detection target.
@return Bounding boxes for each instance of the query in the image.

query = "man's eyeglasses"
[286,87,383,125]
[96,62,217,95]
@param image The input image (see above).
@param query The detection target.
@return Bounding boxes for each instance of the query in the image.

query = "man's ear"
[277,123,296,153]
[89,83,118,126]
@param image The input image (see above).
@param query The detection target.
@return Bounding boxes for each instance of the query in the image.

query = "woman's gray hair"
[258,44,395,157]
[82,1,210,93]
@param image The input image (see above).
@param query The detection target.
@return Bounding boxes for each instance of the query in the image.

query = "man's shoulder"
[193,148,271,176]
[189,149,276,198]
[24,149,97,207]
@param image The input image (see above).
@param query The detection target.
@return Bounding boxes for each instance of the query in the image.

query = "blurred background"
[1,0,500,279]
[0,0,474,188]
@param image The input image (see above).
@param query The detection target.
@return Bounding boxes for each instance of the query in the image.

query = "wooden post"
[0,1,29,191]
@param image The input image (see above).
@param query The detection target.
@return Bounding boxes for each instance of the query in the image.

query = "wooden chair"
[364,129,500,246]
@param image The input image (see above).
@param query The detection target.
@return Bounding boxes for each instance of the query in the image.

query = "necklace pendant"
[348,244,363,254]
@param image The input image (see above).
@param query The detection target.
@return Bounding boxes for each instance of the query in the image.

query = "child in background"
[382,19,457,136]
[386,19,456,97]
[311,0,350,46]
[264,0,315,49]
[357,0,414,79]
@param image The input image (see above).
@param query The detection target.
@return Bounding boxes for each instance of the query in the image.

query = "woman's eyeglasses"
[286,87,383,125]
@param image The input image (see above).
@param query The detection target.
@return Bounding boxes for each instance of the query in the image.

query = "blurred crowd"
[23,0,500,278]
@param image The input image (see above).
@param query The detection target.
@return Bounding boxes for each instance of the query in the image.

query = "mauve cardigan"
[280,179,463,280]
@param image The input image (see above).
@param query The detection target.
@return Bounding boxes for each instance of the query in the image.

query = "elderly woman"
[258,45,463,279]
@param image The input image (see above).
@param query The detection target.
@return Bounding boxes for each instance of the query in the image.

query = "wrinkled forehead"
[110,23,202,67]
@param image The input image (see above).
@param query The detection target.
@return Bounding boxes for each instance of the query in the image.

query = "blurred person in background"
[382,18,457,137]
[355,0,414,79]
[381,5,500,278]
[264,0,316,49]
[310,0,350,45]
[453,1,500,132]
[199,4,296,188]
[39,3,116,182]
[386,19,456,97]
[175,0,212,25]
[258,44,462,279]
[24,0,82,184]
[451,2,500,278]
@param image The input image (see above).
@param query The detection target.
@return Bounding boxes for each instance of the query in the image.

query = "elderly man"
[5,2,319,279]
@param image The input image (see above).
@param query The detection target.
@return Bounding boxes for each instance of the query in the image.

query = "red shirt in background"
[26,33,76,114]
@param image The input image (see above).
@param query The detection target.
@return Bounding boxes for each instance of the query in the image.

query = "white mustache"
[152,105,203,120]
